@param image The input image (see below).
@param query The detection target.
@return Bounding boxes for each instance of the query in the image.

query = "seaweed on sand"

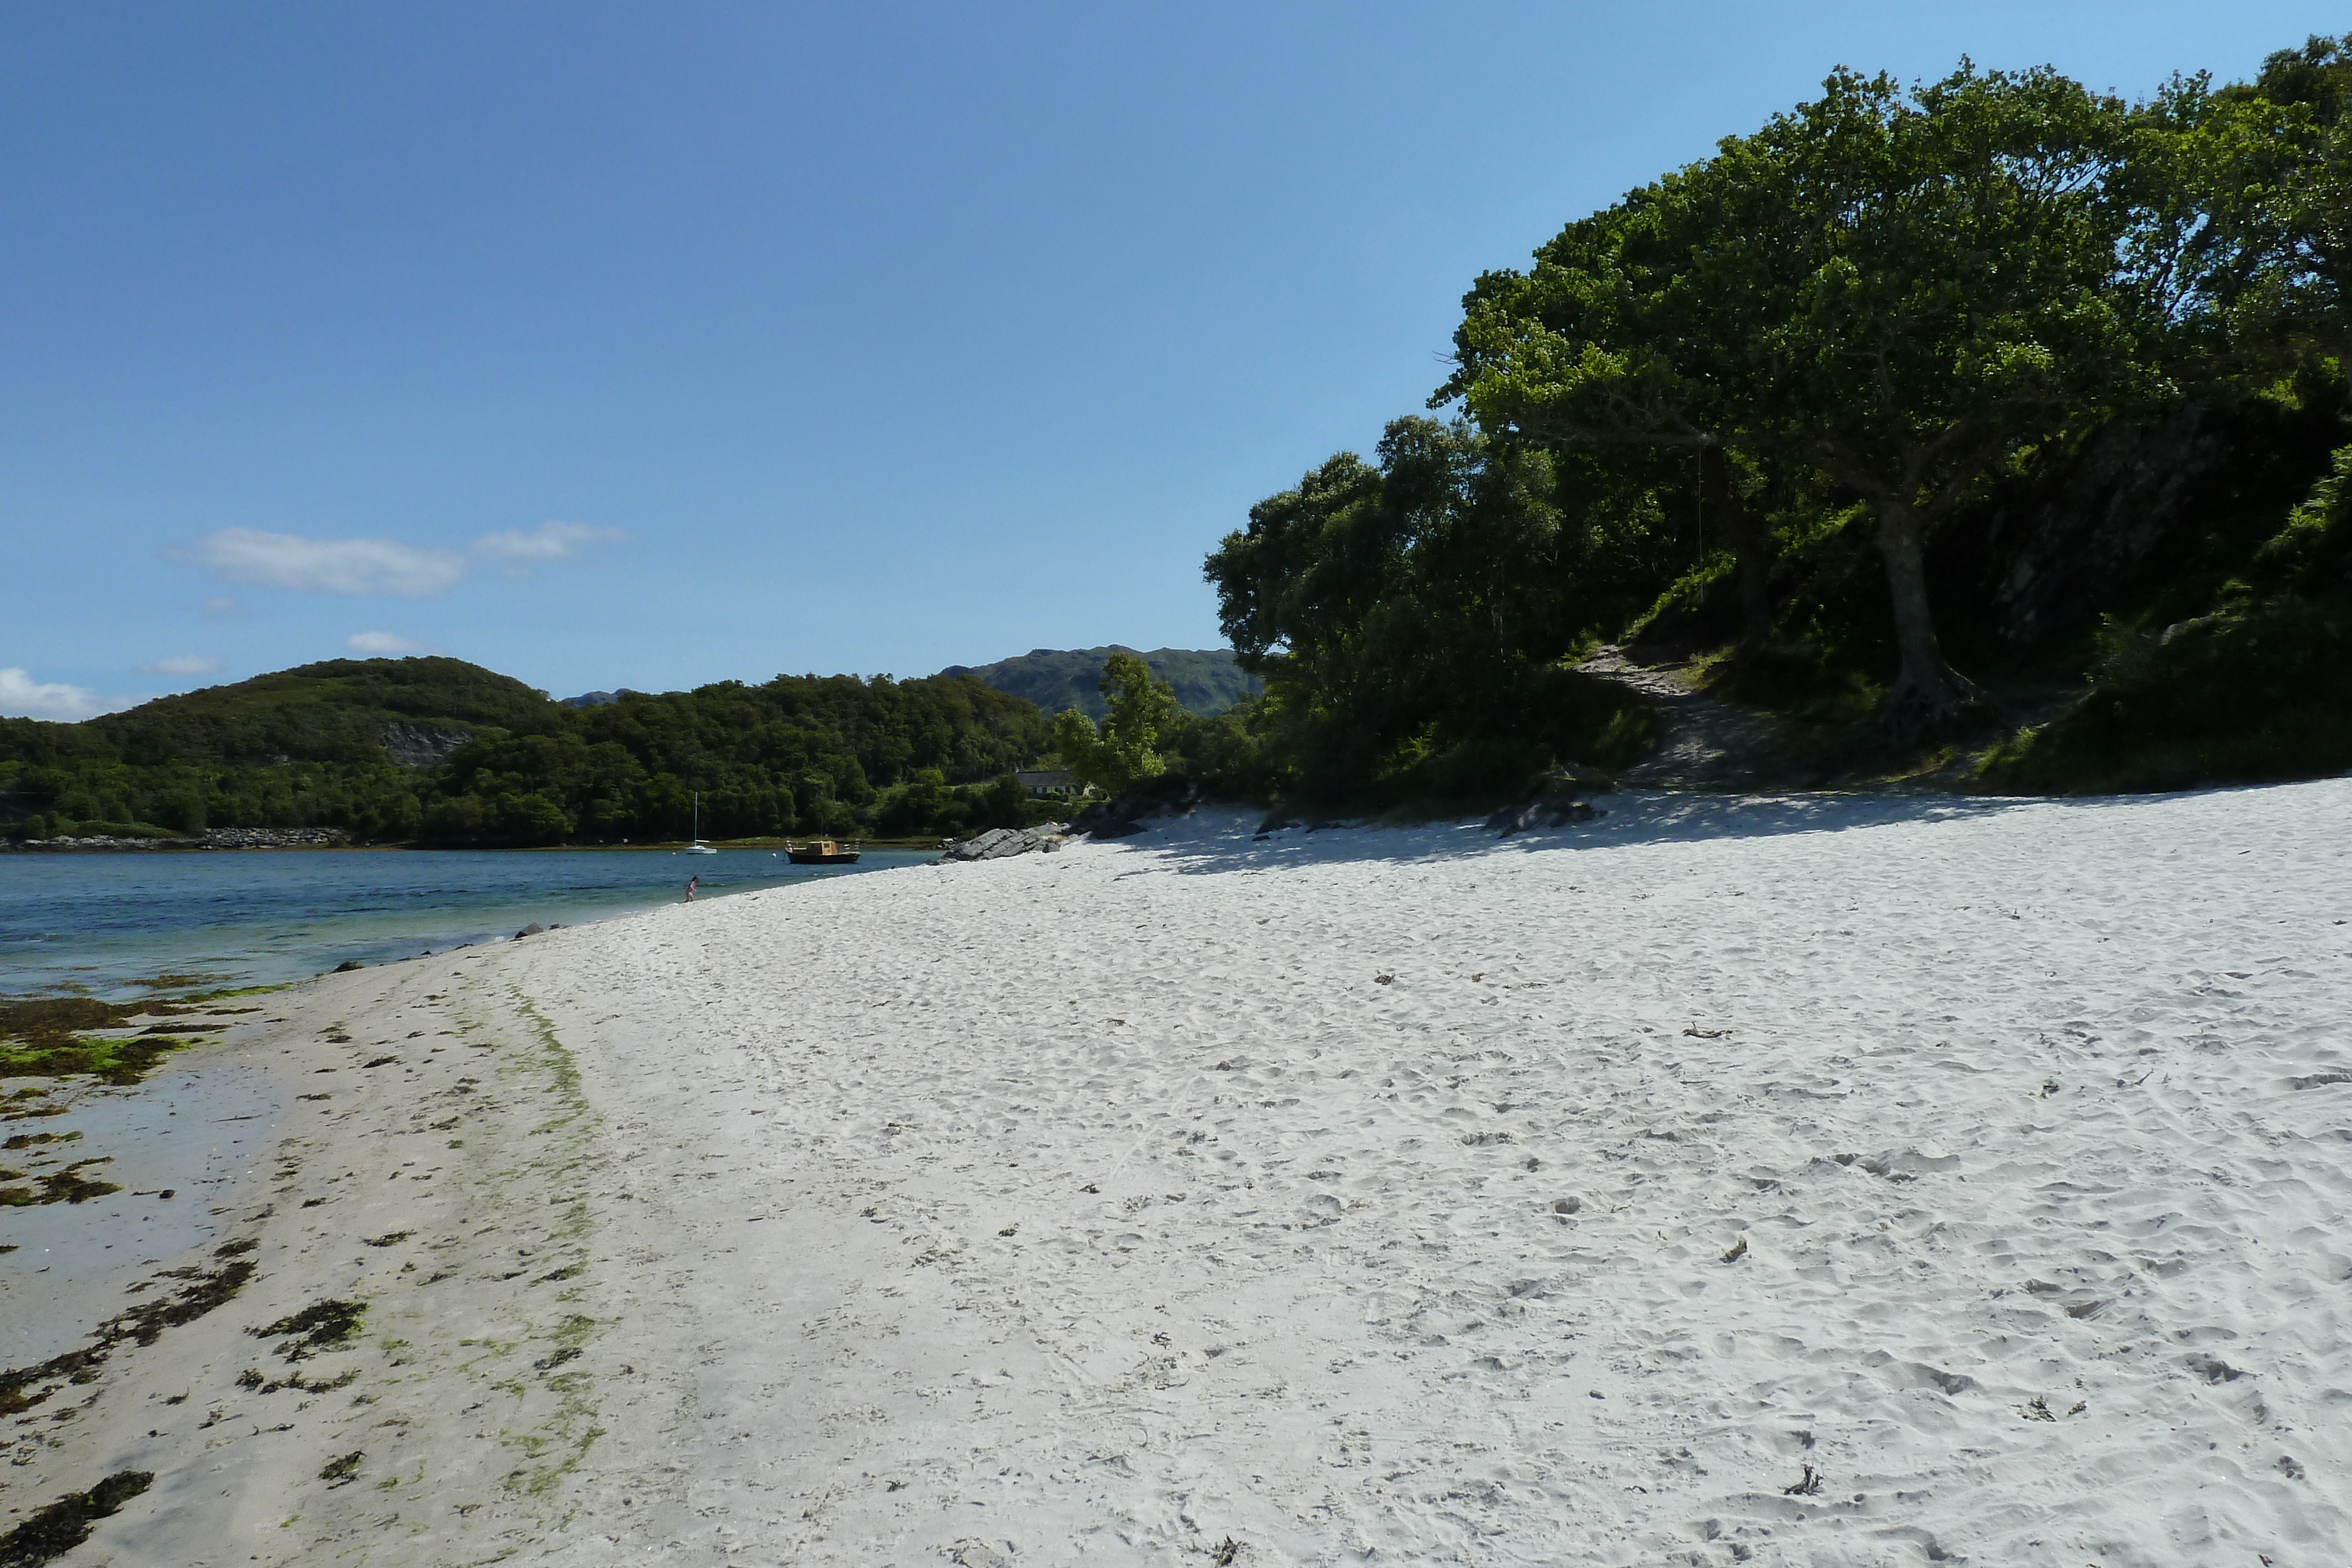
[2,1130,81,1151]
[0,1158,121,1206]
[251,1299,367,1360]
[0,998,199,1084]
[236,1365,359,1395]
[0,981,286,1084]
[0,1470,153,1567]
[0,1242,258,1417]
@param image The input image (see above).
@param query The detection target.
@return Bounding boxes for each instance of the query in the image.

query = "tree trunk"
[1704,444,1773,653]
[1872,499,1989,744]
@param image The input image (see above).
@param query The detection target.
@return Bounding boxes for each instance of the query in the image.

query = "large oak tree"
[1446,65,2161,739]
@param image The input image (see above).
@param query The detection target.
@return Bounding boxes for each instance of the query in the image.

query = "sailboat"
[684,791,718,854]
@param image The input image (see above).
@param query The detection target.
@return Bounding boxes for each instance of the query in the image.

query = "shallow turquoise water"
[0,846,929,998]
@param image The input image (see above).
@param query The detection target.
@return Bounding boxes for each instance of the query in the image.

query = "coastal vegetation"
[1,658,1059,846]
[1050,650,1187,796]
[1202,34,2352,803]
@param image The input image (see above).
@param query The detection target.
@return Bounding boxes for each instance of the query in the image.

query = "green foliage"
[91,656,553,765]
[1050,709,1109,792]
[1209,36,2352,798]
[424,673,1049,842]
[1167,696,1289,804]
[1049,651,1181,795]
[1446,62,2164,734]
[0,658,1056,846]
[1983,444,2352,791]
[1206,419,1657,807]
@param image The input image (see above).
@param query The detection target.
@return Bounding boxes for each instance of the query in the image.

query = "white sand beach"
[10,778,2352,1566]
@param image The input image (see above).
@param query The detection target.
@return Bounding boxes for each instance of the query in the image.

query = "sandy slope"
[14,779,2352,1567]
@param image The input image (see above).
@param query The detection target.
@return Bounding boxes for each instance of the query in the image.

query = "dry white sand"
[11,778,2352,1567]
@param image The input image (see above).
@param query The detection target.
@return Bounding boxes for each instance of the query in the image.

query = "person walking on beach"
[686,874,699,902]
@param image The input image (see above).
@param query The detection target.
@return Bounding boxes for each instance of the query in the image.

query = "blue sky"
[3,2,2339,717]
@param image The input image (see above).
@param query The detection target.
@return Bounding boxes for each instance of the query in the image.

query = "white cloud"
[141,654,225,677]
[201,596,239,617]
[193,528,467,597]
[346,631,433,656]
[0,667,149,722]
[472,520,622,574]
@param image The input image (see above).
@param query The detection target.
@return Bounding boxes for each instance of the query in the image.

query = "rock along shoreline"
[2,827,351,853]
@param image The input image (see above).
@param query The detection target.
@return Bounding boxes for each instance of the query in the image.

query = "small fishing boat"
[684,791,719,854]
[787,838,861,865]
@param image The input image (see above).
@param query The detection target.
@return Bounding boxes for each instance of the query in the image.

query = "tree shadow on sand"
[1117,784,2283,877]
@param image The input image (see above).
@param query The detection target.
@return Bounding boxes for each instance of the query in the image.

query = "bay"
[0,846,929,999]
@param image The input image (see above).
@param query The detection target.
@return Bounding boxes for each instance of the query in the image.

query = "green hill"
[940,646,1260,720]
[1,658,559,838]
[1,656,1055,845]
[82,657,557,767]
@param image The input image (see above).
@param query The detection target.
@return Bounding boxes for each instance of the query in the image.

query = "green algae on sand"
[0,984,285,1085]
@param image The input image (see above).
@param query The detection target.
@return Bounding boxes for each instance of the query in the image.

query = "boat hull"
[787,850,861,865]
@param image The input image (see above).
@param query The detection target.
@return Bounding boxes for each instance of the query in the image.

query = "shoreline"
[8,781,2351,1563]
[2,835,959,856]
[0,844,938,1006]
[4,946,627,1562]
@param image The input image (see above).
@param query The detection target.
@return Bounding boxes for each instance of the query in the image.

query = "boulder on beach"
[1485,779,1606,838]
[938,826,1066,862]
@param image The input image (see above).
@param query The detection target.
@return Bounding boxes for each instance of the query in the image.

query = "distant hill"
[940,646,1259,720]
[68,657,557,767]
[2,656,1054,845]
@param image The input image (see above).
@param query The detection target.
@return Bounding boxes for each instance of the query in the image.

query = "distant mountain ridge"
[938,646,1259,720]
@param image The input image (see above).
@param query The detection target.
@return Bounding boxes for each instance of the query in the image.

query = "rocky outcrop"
[199,827,349,848]
[1484,770,1610,838]
[1483,795,1601,837]
[5,827,352,852]
[937,825,1067,862]
[380,721,472,768]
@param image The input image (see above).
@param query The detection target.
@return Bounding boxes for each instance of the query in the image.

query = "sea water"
[2,848,934,1365]
[0,846,930,999]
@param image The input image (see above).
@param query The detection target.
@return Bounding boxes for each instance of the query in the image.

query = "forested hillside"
[1201,35,2352,801]
[1,658,1053,844]
[939,646,1260,720]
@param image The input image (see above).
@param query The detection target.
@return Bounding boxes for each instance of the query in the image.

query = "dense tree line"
[1,659,1056,845]
[425,675,1050,844]
[1206,36,2352,799]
